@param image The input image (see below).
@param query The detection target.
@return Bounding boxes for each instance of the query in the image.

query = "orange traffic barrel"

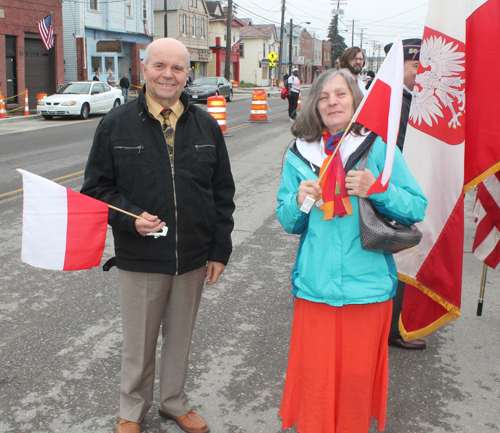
[273,78,277,87]
[232,81,239,89]
[24,89,29,116]
[37,92,47,102]
[297,94,302,110]
[207,95,232,136]
[0,91,5,119]
[245,89,272,123]
[279,80,284,88]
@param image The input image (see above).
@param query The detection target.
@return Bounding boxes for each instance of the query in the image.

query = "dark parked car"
[184,76,233,102]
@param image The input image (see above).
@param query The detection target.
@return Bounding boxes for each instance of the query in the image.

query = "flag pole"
[476,263,488,316]
[108,204,145,220]
[317,121,353,184]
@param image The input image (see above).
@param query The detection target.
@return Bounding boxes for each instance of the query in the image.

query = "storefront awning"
[313,65,326,72]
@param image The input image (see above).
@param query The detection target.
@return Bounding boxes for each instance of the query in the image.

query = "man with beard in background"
[340,47,367,96]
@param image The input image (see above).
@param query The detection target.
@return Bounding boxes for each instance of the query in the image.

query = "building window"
[142,0,147,19]
[263,43,266,57]
[126,0,132,17]
[91,57,101,73]
[191,0,197,7]
[191,16,196,36]
[239,43,244,59]
[200,18,205,38]
[105,57,114,72]
[233,31,236,43]
[182,14,187,34]
[90,0,98,10]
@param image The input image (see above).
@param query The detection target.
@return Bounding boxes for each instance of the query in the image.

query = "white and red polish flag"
[473,173,500,268]
[19,169,109,271]
[351,36,404,195]
[395,0,500,340]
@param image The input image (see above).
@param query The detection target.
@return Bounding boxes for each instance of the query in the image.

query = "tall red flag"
[395,0,500,340]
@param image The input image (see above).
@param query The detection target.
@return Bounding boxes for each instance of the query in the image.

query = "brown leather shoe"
[159,408,210,433]
[116,419,141,433]
[389,338,427,350]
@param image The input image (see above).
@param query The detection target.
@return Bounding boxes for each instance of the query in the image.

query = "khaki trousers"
[118,267,206,423]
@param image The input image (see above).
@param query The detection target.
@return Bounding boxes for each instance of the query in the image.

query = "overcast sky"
[233,0,429,56]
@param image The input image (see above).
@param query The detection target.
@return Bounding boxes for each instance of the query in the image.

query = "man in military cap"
[384,38,422,151]
[384,38,426,350]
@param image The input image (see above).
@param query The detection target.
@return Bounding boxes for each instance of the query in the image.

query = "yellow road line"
[0,171,84,202]
[1,108,290,202]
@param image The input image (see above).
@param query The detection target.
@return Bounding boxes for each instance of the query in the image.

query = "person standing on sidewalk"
[81,37,235,433]
[287,69,301,121]
[107,71,117,87]
[119,73,131,103]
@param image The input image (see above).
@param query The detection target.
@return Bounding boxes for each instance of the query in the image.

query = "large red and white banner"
[19,169,109,271]
[395,0,500,340]
[352,36,404,195]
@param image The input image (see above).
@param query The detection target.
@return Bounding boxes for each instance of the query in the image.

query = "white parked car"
[37,81,124,120]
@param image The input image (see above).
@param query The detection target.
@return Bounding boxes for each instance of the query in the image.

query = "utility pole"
[164,0,168,37]
[360,28,363,49]
[224,0,233,81]
[288,19,293,76]
[277,0,286,86]
[351,19,354,46]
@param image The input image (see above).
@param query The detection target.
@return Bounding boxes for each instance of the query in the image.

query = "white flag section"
[351,36,404,194]
[19,169,109,271]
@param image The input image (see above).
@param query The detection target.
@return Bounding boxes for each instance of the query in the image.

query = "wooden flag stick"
[108,204,145,220]
[476,262,488,316]
[317,121,353,184]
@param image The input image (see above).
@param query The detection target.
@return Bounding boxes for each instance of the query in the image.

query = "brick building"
[0,0,65,109]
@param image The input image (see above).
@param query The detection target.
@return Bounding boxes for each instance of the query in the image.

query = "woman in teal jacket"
[277,69,427,433]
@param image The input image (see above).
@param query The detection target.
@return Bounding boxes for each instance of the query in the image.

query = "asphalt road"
[0,94,499,433]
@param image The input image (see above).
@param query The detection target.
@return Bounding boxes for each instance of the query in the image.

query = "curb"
[0,114,41,124]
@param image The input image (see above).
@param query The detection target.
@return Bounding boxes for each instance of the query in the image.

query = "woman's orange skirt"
[280,297,392,433]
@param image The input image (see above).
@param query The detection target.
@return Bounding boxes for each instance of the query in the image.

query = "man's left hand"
[206,261,225,285]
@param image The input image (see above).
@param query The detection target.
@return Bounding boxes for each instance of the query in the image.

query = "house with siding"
[153,0,211,80]
[206,1,244,82]
[238,24,279,87]
[62,0,152,87]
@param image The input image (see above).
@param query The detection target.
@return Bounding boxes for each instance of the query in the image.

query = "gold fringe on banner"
[463,160,500,193]
[397,273,461,341]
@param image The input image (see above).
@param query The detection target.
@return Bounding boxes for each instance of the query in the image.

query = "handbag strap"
[344,131,378,173]
[357,140,375,171]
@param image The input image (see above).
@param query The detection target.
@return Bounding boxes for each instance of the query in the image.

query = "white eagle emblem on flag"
[409,35,465,130]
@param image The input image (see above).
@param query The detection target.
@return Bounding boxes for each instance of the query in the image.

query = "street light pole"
[277,0,286,85]
[288,19,293,76]
[164,0,168,37]
[224,0,233,81]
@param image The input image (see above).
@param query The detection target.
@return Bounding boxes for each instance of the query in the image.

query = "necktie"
[160,108,174,164]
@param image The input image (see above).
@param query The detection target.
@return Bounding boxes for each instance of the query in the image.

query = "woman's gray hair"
[291,69,366,142]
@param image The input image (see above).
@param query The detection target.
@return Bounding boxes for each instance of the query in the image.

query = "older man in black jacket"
[81,38,235,433]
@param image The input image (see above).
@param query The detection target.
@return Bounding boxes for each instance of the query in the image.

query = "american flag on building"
[37,13,54,50]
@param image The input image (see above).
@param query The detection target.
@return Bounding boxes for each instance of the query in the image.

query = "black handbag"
[357,142,422,254]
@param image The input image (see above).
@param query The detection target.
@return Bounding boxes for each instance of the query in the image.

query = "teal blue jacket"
[276,135,427,307]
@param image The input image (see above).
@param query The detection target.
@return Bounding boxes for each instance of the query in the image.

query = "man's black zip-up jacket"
[81,88,235,275]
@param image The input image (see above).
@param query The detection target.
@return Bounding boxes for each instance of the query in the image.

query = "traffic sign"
[268,51,278,62]
[269,62,276,67]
